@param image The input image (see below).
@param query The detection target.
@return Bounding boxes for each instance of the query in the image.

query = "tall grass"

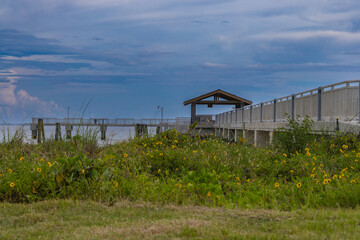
[1,118,360,210]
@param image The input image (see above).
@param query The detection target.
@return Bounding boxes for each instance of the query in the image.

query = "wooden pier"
[31,117,190,142]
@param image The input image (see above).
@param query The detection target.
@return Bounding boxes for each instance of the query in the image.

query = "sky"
[1,0,360,122]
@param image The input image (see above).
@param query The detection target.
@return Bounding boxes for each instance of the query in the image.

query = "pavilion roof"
[183,89,252,106]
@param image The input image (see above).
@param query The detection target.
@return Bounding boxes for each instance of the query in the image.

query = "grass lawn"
[1,200,359,239]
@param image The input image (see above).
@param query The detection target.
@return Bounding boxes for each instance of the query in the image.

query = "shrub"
[273,114,315,156]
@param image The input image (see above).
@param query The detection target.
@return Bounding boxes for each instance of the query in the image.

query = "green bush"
[273,114,315,156]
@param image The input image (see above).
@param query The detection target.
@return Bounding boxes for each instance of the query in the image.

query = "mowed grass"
[1,199,360,240]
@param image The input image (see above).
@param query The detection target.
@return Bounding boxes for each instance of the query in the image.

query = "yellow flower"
[312,156,317,160]
[296,182,302,188]
[283,153,287,157]
[113,181,119,188]
[310,174,315,178]
[37,168,42,172]
[10,182,15,188]
[305,148,309,152]
[32,186,37,194]
[330,144,335,149]
[124,153,128,158]
[192,150,197,154]
[332,175,337,179]
[171,145,176,149]
[274,182,279,188]
[290,170,294,173]
[207,192,211,198]
[39,158,44,162]
[174,140,178,143]
[342,144,348,149]
[357,153,360,158]
[8,169,13,173]
[159,153,163,156]
[306,152,311,156]
[19,157,24,161]
[81,169,85,174]
[213,156,217,160]
[323,178,331,185]
[158,169,161,174]
[47,162,52,167]
[236,177,240,181]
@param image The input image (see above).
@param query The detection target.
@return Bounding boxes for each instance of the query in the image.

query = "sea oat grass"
[1,123,360,209]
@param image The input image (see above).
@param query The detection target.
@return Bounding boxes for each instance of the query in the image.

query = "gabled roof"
[183,89,252,106]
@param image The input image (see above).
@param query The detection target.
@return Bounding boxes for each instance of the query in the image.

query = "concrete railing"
[215,80,360,125]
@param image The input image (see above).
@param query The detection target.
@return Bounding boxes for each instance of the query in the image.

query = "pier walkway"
[30,117,190,142]
[213,80,360,146]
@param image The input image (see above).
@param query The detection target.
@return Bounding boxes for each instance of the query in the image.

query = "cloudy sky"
[1,0,360,122]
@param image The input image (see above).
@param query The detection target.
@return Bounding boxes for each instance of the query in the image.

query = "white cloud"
[202,62,229,68]
[253,30,360,43]
[0,72,62,120]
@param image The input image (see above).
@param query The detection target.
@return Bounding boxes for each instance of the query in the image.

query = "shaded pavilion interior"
[184,89,252,124]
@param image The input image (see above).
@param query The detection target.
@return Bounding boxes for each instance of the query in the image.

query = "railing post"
[250,106,253,123]
[260,103,263,123]
[235,109,238,123]
[273,99,277,122]
[291,94,295,120]
[318,86,322,121]
[230,111,233,124]
[242,108,244,123]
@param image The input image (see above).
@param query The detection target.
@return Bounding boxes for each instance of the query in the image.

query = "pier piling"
[55,123,62,141]
[37,119,45,143]
[66,125,73,140]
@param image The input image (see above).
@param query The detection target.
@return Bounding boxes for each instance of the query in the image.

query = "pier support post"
[37,119,45,144]
[156,126,161,135]
[100,124,107,140]
[135,124,148,137]
[55,123,62,141]
[31,123,37,139]
[66,125,73,140]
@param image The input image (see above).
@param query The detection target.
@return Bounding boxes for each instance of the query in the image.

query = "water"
[0,124,159,145]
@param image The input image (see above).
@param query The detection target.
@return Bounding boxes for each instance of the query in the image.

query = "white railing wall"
[215,80,360,125]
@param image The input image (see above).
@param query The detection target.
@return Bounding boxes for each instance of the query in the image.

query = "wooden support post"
[191,103,196,124]
[66,125,72,140]
[55,123,61,141]
[156,126,160,135]
[31,123,37,139]
[100,124,107,140]
[135,124,148,137]
[37,118,45,143]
